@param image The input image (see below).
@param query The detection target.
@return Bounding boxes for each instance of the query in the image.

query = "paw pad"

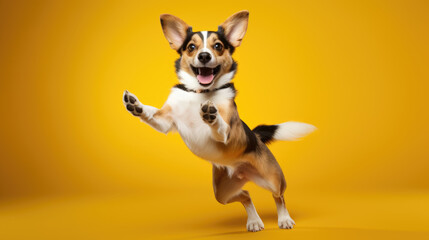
[201,101,217,124]
[123,90,143,116]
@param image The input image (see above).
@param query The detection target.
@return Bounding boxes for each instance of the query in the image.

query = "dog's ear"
[160,14,190,51]
[220,10,249,47]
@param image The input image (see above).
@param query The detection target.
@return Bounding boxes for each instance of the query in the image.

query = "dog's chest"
[166,89,231,160]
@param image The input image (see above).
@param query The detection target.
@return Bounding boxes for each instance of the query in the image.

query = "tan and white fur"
[123,10,316,232]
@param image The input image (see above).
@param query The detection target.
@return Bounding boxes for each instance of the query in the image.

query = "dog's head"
[160,11,249,90]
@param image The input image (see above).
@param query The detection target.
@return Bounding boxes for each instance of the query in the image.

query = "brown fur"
[153,104,172,119]
[214,101,248,160]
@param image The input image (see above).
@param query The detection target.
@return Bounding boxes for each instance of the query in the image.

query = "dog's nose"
[198,52,211,64]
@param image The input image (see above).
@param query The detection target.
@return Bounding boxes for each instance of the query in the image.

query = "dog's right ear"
[160,14,190,51]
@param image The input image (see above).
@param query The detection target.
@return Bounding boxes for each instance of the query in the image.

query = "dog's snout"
[198,52,211,64]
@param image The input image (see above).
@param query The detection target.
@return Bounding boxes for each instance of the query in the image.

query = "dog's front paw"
[247,218,264,232]
[200,100,217,124]
[123,90,143,116]
[278,216,295,229]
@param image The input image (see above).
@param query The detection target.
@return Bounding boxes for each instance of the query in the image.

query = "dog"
[123,10,316,232]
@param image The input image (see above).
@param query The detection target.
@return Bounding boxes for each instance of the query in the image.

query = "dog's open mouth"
[191,65,221,86]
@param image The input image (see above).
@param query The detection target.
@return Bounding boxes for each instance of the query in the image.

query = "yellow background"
[0,0,428,239]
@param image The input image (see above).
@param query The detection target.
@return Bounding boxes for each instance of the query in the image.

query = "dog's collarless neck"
[174,83,235,94]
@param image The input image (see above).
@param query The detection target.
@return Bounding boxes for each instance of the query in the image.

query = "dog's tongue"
[197,67,214,84]
[197,74,214,84]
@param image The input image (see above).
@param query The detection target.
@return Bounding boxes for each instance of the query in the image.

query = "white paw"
[246,218,264,232]
[123,90,143,116]
[278,216,295,229]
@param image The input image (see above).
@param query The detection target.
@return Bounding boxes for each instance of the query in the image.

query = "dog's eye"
[214,43,223,51]
[188,44,196,52]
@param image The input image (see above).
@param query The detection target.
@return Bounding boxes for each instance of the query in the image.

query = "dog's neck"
[174,82,235,94]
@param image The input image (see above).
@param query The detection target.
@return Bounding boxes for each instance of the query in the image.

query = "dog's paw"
[278,216,295,229]
[247,218,264,232]
[123,90,143,116]
[200,100,217,125]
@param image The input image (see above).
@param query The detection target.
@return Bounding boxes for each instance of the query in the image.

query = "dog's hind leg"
[268,166,295,229]
[212,164,264,232]
[123,90,174,134]
[250,147,295,229]
[261,160,296,229]
[253,170,295,229]
[273,193,295,229]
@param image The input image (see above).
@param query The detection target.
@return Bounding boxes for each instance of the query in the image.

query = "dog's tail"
[252,121,316,144]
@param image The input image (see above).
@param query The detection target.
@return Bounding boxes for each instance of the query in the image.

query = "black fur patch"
[196,32,204,43]
[174,26,236,55]
[228,60,238,79]
[216,26,235,54]
[252,125,279,144]
[241,120,259,154]
[175,58,181,73]
[178,27,195,54]
[173,83,236,94]
[173,84,190,92]
[207,30,235,54]
[217,82,235,92]
[230,60,237,72]
[216,82,237,95]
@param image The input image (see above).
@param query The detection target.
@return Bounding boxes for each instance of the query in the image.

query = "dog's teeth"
[198,68,201,75]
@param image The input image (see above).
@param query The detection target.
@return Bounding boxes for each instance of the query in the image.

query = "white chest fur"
[165,87,234,161]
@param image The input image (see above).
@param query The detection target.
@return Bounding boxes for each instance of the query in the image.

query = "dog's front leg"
[123,90,174,134]
[200,100,230,144]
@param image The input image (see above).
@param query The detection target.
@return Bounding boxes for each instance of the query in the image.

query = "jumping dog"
[123,10,316,232]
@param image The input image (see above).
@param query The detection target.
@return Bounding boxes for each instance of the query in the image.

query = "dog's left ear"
[220,10,249,47]
[160,14,190,51]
